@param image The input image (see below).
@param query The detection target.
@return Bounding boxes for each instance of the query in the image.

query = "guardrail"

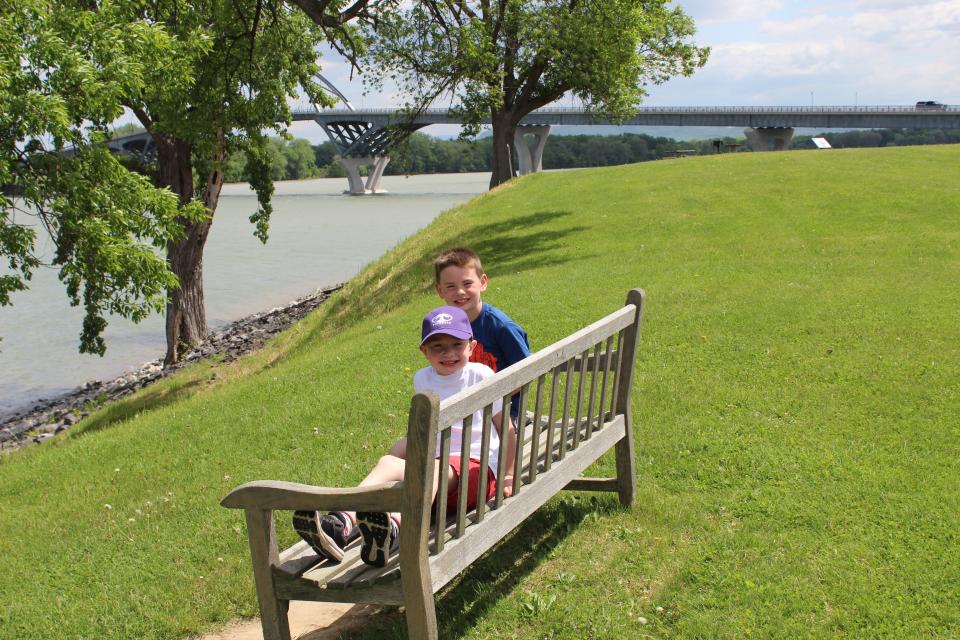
[294,105,958,116]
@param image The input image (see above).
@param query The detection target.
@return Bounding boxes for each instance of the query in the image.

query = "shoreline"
[0,283,342,453]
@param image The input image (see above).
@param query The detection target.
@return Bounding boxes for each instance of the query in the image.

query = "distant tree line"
[792,128,960,149]
[218,128,960,182]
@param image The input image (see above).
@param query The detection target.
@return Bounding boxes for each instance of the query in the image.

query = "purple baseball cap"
[420,306,473,346]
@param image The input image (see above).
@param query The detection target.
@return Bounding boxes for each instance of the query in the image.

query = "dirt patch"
[197,601,381,640]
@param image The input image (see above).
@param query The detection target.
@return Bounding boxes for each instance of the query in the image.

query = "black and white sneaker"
[356,512,400,567]
[292,511,357,563]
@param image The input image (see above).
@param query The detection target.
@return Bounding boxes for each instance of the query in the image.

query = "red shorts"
[443,456,496,513]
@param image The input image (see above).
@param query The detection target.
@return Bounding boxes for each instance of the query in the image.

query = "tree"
[4,0,396,363]
[109,0,346,364]
[1,0,200,356]
[363,0,709,188]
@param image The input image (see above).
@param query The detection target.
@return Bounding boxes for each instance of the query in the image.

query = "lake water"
[0,172,490,416]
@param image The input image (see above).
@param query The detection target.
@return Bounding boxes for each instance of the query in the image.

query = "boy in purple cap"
[293,305,517,568]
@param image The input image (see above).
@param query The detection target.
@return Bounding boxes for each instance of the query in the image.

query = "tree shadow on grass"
[70,371,212,437]
[340,495,621,639]
[290,209,588,359]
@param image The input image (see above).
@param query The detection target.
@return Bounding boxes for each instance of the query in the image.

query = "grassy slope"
[1,146,958,639]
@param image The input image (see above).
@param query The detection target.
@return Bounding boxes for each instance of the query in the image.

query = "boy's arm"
[492,412,517,498]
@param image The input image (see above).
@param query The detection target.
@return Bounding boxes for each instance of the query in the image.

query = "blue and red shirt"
[469,303,531,417]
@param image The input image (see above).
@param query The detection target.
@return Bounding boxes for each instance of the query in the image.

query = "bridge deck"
[294,105,960,129]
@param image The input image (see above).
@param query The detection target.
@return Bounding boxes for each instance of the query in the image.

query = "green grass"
[1,146,958,639]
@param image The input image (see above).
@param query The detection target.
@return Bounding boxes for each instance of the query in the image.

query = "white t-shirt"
[413,362,503,474]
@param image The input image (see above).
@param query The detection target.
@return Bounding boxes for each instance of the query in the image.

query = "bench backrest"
[399,289,645,594]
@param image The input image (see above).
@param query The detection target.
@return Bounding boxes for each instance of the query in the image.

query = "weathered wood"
[428,416,626,591]
[584,343,601,441]
[609,329,625,422]
[276,540,326,577]
[495,392,512,509]
[554,349,619,373]
[455,414,472,539]
[543,370,560,472]
[558,356,575,461]
[598,335,613,430]
[528,374,546,484]
[433,430,451,554]
[437,305,635,427]
[571,350,587,449]
[222,480,402,513]
[475,405,493,522]
[511,383,530,497]
[614,289,645,508]
[275,568,404,605]
[244,509,291,640]
[225,290,645,640]
[399,392,440,640]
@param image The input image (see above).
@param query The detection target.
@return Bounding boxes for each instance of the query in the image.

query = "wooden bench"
[222,288,646,639]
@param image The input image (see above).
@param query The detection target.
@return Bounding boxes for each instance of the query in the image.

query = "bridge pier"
[744,126,795,151]
[337,156,391,195]
[513,125,551,175]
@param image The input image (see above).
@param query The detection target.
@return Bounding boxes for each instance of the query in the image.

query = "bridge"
[109,104,960,194]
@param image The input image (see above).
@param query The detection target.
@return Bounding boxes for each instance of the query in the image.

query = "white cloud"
[676,0,785,24]
[664,1,960,105]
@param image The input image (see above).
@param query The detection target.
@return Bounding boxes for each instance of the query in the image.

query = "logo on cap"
[432,313,454,327]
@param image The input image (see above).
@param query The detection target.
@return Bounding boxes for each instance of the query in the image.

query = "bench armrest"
[221,480,403,513]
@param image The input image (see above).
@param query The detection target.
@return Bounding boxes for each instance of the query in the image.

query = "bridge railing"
[293,104,957,116]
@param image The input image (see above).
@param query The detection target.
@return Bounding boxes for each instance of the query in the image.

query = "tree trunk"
[489,111,518,189]
[154,132,224,365]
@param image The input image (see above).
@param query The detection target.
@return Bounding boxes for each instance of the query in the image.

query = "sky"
[288,0,960,140]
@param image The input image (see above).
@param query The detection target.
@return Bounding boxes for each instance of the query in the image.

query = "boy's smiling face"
[420,334,476,376]
[435,264,487,320]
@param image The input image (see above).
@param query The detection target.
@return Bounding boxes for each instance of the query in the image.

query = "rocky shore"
[0,283,343,454]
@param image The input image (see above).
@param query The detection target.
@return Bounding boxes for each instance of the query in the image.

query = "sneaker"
[292,511,357,563]
[356,512,400,567]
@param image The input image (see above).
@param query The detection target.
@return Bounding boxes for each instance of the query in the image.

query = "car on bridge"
[915,101,946,111]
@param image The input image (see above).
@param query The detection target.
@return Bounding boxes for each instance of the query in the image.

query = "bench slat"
[275,560,403,605]
[427,415,627,592]
[571,350,588,450]
[584,343,602,442]
[494,392,512,509]
[437,304,635,428]
[455,414,472,538]
[554,349,619,373]
[433,430,451,554]
[528,375,546,484]
[476,405,493,522]
[543,370,560,472]
[511,383,530,497]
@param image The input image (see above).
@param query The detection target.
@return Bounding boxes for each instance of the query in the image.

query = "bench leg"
[403,588,438,640]
[245,509,292,640]
[614,414,637,508]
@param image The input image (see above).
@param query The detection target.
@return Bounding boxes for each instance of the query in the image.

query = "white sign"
[811,137,832,149]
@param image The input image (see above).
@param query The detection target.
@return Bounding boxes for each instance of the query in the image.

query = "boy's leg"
[387,437,408,458]
[294,454,408,563]
[444,457,496,514]
[357,459,456,567]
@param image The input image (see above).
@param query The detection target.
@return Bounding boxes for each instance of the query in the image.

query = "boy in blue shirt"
[433,247,531,377]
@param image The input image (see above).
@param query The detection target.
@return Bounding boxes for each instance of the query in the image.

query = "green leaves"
[1,0,351,356]
[1,0,189,354]
[362,0,709,186]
